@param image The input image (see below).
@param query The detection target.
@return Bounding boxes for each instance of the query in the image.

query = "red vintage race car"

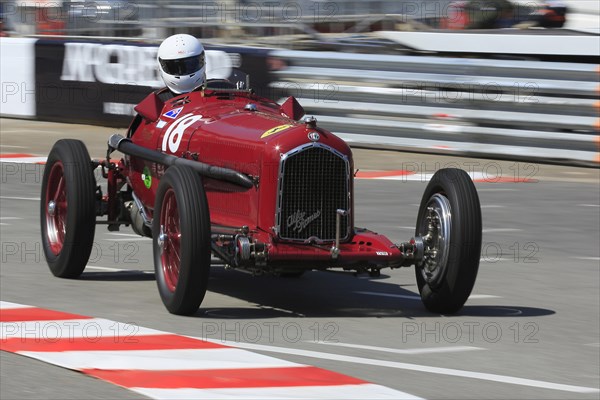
[40,80,482,315]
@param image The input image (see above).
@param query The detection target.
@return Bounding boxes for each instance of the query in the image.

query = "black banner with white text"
[34,40,274,127]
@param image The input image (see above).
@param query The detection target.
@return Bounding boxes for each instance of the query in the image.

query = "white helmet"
[157,34,206,94]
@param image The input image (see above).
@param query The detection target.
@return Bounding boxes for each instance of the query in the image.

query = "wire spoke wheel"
[45,162,68,256]
[40,140,96,278]
[417,193,452,288]
[159,189,182,293]
[153,166,211,315]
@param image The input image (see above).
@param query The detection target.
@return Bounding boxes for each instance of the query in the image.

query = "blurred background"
[0,0,599,165]
[1,0,598,39]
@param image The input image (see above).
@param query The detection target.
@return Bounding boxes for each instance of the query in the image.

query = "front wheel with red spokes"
[153,165,211,315]
[40,140,96,278]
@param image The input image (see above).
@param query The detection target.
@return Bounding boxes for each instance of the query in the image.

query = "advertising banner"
[34,40,273,127]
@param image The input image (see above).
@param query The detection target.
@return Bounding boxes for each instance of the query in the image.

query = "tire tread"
[415,168,482,314]
[41,139,96,278]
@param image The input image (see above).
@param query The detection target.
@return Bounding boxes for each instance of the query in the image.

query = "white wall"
[377,31,600,56]
[0,38,37,117]
[563,0,600,34]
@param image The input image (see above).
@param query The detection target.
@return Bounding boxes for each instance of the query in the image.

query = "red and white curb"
[0,301,419,400]
[0,154,536,183]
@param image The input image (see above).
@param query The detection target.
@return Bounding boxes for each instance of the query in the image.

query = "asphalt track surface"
[1,118,599,399]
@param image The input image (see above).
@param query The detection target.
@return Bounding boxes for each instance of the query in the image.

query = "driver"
[157,34,206,95]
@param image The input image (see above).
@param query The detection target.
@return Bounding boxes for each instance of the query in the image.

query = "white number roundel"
[161,114,204,153]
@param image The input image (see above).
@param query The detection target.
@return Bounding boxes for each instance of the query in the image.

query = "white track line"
[355,291,500,300]
[0,217,23,226]
[103,238,151,242]
[0,196,40,201]
[572,257,600,261]
[482,228,522,233]
[0,157,47,163]
[309,342,484,355]
[217,341,600,394]
[577,204,600,207]
[86,266,153,274]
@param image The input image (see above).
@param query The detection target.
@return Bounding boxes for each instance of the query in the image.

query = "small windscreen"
[159,52,205,76]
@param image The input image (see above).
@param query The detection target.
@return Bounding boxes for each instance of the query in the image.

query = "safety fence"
[4,0,595,39]
[269,50,600,166]
[1,37,598,166]
[0,0,444,38]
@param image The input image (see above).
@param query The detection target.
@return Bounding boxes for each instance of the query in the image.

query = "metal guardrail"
[3,0,423,39]
[270,50,600,166]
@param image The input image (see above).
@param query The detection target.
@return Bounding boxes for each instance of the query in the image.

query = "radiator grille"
[277,144,350,242]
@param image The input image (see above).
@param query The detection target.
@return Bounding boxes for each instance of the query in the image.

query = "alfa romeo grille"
[277,144,350,242]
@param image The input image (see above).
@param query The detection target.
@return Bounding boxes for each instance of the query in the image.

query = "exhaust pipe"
[108,134,254,189]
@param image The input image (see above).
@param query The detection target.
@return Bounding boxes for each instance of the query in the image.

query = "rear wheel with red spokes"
[40,140,96,278]
[45,161,67,256]
[153,165,211,315]
[159,188,181,292]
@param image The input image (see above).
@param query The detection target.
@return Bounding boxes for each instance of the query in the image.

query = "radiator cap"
[304,116,317,128]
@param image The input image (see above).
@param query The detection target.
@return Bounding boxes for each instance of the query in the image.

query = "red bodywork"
[122,88,403,271]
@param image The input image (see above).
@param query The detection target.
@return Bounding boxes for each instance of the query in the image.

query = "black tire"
[415,168,482,314]
[152,165,211,315]
[40,140,96,278]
